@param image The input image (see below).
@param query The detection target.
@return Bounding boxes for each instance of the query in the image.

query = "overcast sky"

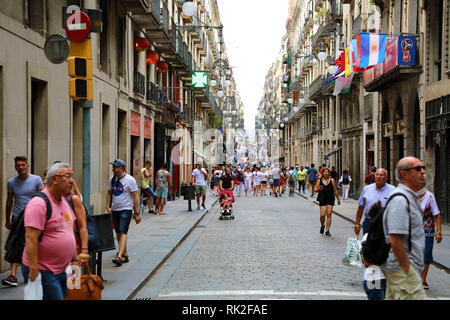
[216,0,289,134]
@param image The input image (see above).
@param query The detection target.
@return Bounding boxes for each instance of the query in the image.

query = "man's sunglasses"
[403,165,425,172]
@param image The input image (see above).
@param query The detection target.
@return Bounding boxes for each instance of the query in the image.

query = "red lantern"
[146,50,159,65]
[134,37,149,52]
[156,61,169,72]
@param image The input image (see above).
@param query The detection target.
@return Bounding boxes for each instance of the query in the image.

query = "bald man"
[381,157,427,300]
[355,168,395,235]
[355,168,395,300]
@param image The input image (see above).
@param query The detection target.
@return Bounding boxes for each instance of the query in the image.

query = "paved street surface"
[1,190,449,300]
[135,192,450,300]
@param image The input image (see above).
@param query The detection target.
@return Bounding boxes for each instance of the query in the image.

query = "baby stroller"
[219,189,235,220]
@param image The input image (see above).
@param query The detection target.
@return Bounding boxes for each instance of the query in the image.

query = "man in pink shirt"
[22,162,78,300]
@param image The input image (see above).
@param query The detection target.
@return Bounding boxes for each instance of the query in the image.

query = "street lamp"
[181,1,197,17]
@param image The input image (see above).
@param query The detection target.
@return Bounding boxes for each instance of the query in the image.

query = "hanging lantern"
[146,50,159,65]
[156,61,169,72]
[134,37,149,52]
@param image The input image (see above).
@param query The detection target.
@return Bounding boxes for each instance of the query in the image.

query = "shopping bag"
[24,273,43,300]
[342,237,363,268]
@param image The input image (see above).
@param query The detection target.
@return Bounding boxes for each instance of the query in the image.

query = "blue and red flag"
[354,32,388,69]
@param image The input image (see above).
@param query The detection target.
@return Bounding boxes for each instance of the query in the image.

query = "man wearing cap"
[106,159,140,267]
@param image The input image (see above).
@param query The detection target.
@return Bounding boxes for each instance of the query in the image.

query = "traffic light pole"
[80,99,92,213]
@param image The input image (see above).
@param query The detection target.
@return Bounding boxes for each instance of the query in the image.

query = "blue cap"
[110,159,126,169]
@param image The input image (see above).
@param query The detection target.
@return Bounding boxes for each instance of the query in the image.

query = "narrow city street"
[134,192,450,300]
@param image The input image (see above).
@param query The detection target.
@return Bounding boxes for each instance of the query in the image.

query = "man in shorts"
[272,165,282,197]
[140,160,156,213]
[192,163,208,210]
[106,159,140,266]
[155,163,171,215]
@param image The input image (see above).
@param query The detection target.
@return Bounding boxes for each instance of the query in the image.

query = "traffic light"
[68,39,93,101]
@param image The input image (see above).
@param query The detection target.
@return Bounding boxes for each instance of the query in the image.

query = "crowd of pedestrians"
[0,155,445,301]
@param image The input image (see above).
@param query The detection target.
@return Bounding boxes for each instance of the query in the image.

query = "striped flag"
[333,74,354,96]
[344,47,353,78]
[355,33,388,69]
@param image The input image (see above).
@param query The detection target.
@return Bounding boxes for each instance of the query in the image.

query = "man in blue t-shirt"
[3,156,44,287]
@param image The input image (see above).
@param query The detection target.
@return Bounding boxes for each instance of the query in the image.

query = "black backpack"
[361,193,411,266]
[67,194,101,252]
[4,192,52,264]
[342,175,350,184]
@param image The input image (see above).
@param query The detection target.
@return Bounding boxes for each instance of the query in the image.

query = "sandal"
[112,256,122,266]
[122,255,129,263]
[423,282,429,290]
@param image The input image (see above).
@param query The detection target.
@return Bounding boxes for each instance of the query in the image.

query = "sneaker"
[202,204,206,209]
[1,275,18,287]
[325,231,331,236]
[320,226,325,234]
[275,193,278,197]
[197,206,201,210]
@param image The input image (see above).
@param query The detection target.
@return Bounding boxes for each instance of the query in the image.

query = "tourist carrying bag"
[65,263,104,300]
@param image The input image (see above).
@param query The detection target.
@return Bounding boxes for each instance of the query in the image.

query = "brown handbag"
[65,264,104,300]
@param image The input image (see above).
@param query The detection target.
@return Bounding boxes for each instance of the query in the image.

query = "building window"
[26,0,46,32]
[99,0,109,73]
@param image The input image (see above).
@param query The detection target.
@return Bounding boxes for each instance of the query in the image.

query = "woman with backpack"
[314,167,340,236]
[339,170,352,201]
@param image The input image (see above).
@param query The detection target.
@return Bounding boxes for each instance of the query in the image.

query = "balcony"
[352,14,362,38]
[321,77,334,96]
[329,0,343,21]
[146,81,167,108]
[120,0,151,14]
[134,71,146,97]
[134,0,170,56]
[309,75,325,101]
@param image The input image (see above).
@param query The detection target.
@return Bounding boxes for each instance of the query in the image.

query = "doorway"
[31,79,48,176]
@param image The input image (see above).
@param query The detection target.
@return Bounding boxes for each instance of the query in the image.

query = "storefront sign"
[144,117,151,139]
[363,36,416,86]
[130,111,140,136]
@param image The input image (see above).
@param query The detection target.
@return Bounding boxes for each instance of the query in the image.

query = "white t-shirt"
[108,174,138,211]
[192,168,207,186]
[261,172,268,181]
[252,171,261,184]
[244,172,253,181]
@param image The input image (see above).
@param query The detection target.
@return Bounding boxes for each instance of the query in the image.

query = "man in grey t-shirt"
[3,156,43,287]
[381,157,427,300]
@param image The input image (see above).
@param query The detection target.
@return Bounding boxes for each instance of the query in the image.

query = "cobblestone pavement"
[141,192,450,300]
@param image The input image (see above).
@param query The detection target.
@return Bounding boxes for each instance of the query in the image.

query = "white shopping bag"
[342,237,363,268]
[24,273,43,300]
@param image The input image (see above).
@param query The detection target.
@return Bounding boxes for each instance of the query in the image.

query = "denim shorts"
[273,179,280,187]
[363,279,386,300]
[112,210,133,234]
[155,187,168,199]
[424,236,434,264]
[22,264,68,300]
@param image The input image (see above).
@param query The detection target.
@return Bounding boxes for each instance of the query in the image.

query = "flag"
[355,32,388,69]
[351,38,375,72]
[333,74,354,96]
[218,122,223,136]
[345,48,354,78]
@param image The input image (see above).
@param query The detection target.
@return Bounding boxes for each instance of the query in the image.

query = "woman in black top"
[314,168,340,236]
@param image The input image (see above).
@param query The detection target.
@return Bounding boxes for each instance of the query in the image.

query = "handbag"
[65,264,104,300]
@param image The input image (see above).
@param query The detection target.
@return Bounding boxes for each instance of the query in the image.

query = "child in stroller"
[219,189,235,219]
